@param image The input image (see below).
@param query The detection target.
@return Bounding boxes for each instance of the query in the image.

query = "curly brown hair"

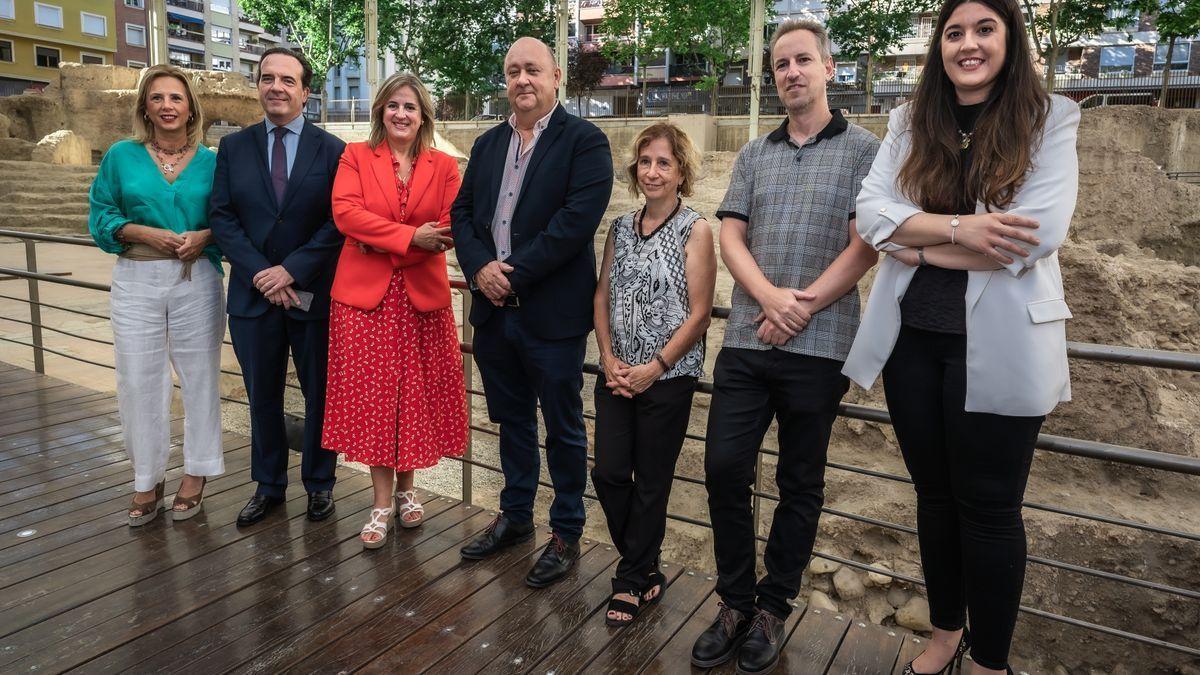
[625,123,701,199]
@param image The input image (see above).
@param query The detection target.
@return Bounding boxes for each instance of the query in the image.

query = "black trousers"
[472,308,589,541]
[592,374,697,593]
[883,326,1043,671]
[228,310,337,498]
[705,347,848,619]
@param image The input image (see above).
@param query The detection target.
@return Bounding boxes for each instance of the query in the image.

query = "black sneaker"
[691,602,751,668]
[736,609,786,674]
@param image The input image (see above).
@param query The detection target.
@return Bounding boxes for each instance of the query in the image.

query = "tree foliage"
[1022,0,1128,91]
[825,0,938,106]
[567,42,610,110]
[239,0,363,90]
[1130,0,1200,105]
[599,0,758,108]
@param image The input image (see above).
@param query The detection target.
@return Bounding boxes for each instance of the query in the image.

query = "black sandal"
[605,588,643,627]
[642,563,667,605]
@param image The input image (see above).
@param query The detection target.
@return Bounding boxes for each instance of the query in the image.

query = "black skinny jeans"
[592,375,697,593]
[883,326,1043,671]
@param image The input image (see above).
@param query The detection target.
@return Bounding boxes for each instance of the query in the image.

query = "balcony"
[168,26,205,44]
[166,0,205,13]
[580,0,603,21]
[170,59,205,70]
[240,42,266,56]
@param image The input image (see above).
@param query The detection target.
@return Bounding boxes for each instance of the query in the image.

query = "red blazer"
[330,142,461,312]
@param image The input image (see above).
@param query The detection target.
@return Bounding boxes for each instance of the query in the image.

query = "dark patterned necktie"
[271,126,289,205]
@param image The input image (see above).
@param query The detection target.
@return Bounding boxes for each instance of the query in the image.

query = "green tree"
[567,42,610,116]
[825,0,937,111]
[239,0,364,91]
[1022,0,1128,92]
[1130,0,1200,106]
[600,0,759,113]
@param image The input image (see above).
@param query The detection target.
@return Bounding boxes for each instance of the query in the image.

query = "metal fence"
[1,229,1198,663]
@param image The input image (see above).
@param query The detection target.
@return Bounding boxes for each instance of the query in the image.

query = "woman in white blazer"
[842,0,1079,673]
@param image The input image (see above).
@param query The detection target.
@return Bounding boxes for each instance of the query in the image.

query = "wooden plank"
[639,581,722,674]
[195,510,506,674]
[1,407,127,456]
[0,471,375,669]
[891,632,928,675]
[827,619,904,675]
[0,443,251,549]
[0,417,181,476]
[0,398,121,441]
[67,494,471,675]
[280,525,548,674]
[0,379,75,402]
[359,538,604,673]
[424,545,621,674]
[525,565,687,674]
[782,606,852,675]
[581,567,715,674]
[1,389,111,421]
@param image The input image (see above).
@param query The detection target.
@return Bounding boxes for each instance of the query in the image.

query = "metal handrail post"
[24,241,44,373]
[461,291,474,504]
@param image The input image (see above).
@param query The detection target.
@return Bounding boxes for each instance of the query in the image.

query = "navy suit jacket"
[209,119,346,320]
[450,105,613,340]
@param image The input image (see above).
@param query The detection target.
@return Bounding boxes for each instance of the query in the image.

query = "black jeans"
[704,347,848,619]
[592,374,697,593]
[883,326,1043,671]
[472,308,589,541]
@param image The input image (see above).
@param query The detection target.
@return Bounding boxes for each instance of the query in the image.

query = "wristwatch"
[949,215,961,245]
[917,247,927,266]
[114,224,128,245]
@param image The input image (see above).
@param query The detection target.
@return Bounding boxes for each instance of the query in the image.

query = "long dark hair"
[897,0,1049,213]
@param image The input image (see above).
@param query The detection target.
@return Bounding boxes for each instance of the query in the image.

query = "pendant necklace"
[151,139,190,174]
[957,129,974,151]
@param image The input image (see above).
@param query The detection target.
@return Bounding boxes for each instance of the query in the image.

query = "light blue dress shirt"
[264,113,305,177]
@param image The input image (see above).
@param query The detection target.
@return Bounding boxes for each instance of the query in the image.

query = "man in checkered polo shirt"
[691,19,881,675]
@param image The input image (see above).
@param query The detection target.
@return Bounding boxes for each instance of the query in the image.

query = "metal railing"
[167,27,205,44]
[166,0,204,11]
[0,228,1198,662]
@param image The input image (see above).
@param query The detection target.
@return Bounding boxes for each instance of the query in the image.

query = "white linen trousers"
[110,257,226,491]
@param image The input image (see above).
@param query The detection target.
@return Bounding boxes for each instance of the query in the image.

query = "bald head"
[504,36,561,124]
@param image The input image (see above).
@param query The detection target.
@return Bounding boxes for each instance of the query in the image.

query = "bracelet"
[917,246,927,266]
[653,352,671,373]
[950,215,961,245]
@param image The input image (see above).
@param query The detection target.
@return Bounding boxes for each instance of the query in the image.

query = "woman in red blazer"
[325,72,467,549]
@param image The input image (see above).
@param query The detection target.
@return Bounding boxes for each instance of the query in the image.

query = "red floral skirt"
[323,269,467,470]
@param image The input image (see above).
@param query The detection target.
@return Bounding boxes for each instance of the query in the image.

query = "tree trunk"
[1044,44,1059,93]
[1159,34,1176,108]
[864,57,874,113]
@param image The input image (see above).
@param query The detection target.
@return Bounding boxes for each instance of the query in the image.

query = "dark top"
[899,101,985,334]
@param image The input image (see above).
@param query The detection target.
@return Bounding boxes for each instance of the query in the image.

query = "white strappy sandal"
[360,502,395,549]
[395,490,424,529]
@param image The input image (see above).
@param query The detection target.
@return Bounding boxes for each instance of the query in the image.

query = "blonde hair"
[132,65,205,147]
[625,123,701,199]
[769,19,832,61]
[368,72,436,157]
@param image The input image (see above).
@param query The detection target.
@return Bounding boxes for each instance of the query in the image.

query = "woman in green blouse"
[89,65,226,526]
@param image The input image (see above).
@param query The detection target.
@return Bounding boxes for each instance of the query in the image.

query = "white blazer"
[842,94,1081,417]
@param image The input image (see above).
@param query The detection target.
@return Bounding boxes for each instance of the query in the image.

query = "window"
[212,57,232,71]
[35,45,61,68]
[124,0,144,7]
[0,40,12,62]
[80,52,104,65]
[1099,46,1135,76]
[212,26,231,44]
[34,3,63,28]
[1104,7,1137,29]
[0,0,13,20]
[333,85,341,100]
[348,85,360,100]
[126,24,146,47]
[1154,42,1189,71]
[81,12,107,37]
[211,0,230,14]
[127,59,146,68]
[915,15,934,39]
[835,62,857,83]
[239,61,253,77]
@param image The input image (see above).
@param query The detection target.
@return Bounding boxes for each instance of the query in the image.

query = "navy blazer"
[209,119,346,320]
[450,105,613,340]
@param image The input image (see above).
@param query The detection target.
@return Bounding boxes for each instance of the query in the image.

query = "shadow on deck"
[0,363,929,674]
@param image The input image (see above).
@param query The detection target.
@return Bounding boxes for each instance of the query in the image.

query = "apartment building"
[0,0,117,93]
[115,0,149,68]
[162,0,281,78]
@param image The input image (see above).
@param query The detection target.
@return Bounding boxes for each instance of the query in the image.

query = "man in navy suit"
[451,37,613,587]
[209,48,345,526]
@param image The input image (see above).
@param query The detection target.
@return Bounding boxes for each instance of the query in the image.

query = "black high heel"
[902,628,971,675]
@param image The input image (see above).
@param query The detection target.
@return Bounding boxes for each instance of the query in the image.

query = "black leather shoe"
[691,602,751,668]
[237,494,284,526]
[306,490,335,521]
[525,533,580,588]
[736,609,786,674]
[460,513,535,560]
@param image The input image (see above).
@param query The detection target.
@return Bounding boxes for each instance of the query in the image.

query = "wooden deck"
[0,362,928,674]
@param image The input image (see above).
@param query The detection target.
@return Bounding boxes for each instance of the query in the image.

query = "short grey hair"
[769,19,832,61]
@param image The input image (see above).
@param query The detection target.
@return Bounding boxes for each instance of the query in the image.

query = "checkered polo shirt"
[716,111,880,361]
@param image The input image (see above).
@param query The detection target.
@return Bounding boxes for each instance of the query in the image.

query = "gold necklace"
[151,139,190,174]
[958,129,974,151]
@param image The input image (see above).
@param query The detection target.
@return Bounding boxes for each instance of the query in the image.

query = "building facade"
[162,0,281,78]
[115,0,149,68]
[0,0,117,93]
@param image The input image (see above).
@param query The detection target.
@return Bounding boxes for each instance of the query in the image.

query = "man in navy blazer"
[209,48,345,526]
[451,37,613,587]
